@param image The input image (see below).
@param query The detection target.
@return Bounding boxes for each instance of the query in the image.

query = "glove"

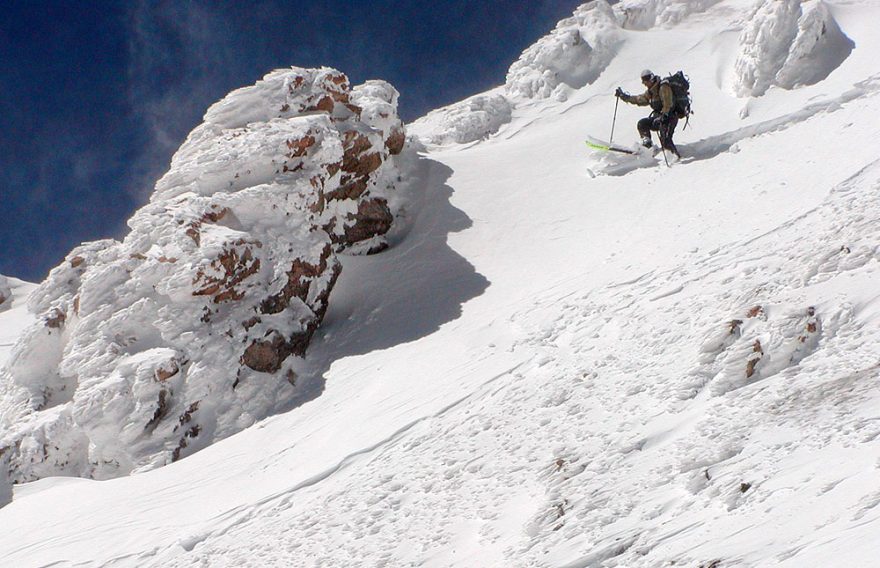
[659,112,672,125]
[614,87,625,99]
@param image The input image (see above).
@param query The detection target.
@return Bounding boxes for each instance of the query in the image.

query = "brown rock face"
[385,128,406,155]
[745,340,763,378]
[45,308,66,329]
[260,246,333,315]
[193,241,263,303]
[242,252,342,373]
[242,331,312,373]
[342,199,394,251]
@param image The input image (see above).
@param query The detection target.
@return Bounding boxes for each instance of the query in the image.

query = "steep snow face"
[0,67,407,482]
[734,0,853,97]
[505,0,621,101]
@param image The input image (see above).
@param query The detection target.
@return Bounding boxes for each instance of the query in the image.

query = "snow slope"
[2,0,880,566]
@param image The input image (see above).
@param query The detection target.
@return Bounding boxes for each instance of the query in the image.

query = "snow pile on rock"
[617,0,723,29]
[733,0,801,97]
[505,0,620,101]
[0,275,11,313]
[408,90,512,145]
[734,0,853,97]
[775,1,855,89]
[0,67,407,482]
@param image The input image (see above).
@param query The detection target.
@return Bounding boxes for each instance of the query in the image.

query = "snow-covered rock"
[775,1,855,89]
[0,275,11,313]
[505,0,621,101]
[733,0,802,97]
[617,0,724,29]
[408,90,512,145]
[733,0,853,97]
[0,66,408,482]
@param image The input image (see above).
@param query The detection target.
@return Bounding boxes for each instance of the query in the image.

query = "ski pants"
[638,111,679,155]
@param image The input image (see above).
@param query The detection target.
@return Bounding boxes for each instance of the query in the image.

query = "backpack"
[661,71,692,123]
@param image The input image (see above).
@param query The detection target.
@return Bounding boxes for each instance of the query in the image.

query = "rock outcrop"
[617,0,723,29]
[0,275,11,313]
[733,0,853,97]
[0,67,407,482]
[505,1,620,101]
[408,91,512,145]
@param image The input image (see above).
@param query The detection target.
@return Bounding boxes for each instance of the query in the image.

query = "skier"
[615,69,680,157]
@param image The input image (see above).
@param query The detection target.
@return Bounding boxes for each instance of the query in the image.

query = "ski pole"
[609,96,620,146]
[661,125,670,167]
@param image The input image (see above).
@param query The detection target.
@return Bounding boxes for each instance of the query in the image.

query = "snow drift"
[505,0,621,101]
[0,67,407,482]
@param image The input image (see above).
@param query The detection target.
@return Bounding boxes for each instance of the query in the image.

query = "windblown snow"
[2,0,879,567]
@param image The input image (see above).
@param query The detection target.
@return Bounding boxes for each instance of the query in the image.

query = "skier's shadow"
[277,153,489,411]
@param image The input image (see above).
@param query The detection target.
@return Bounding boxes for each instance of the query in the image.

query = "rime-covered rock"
[733,0,853,97]
[617,0,723,29]
[775,1,855,89]
[505,0,620,101]
[0,275,11,313]
[0,67,407,482]
[733,0,802,97]
[408,90,512,145]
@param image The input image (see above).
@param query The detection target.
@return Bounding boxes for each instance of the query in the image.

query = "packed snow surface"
[2,0,879,566]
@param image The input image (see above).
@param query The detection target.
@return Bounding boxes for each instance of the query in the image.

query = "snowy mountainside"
[2,0,880,567]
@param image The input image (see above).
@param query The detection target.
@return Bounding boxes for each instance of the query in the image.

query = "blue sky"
[0,1,580,281]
